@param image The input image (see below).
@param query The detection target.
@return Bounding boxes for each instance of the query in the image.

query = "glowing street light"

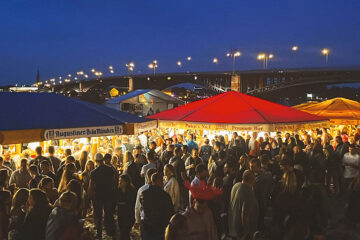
[292,46,299,51]
[94,72,103,77]
[257,53,274,69]
[177,61,182,67]
[213,57,218,64]
[64,78,71,83]
[226,50,241,74]
[126,62,135,74]
[91,69,96,73]
[84,74,88,79]
[148,60,158,75]
[187,56,192,61]
[67,74,71,78]
[322,48,330,64]
[77,71,84,75]
[109,66,113,70]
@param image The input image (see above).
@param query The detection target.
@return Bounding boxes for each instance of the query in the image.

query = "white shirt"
[164,177,181,211]
[342,153,360,179]
[135,184,149,223]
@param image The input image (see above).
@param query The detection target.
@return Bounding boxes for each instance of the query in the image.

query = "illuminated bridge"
[47,68,360,105]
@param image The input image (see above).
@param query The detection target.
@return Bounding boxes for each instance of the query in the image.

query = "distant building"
[105,89,183,116]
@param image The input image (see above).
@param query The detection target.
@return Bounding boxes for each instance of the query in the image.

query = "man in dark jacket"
[140,171,174,240]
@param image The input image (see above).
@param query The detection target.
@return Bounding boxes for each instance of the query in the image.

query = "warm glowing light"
[109,66,113,70]
[84,74,88,78]
[187,56,192,61]
[74,77,78,80]
[257,54,266,60]
[177,61,182,66]
[67,74,71,77]
[91,69,96,73]
[292,46,299,51]
[110,70,114,74]
[77,71,84,75]
[213,58,218,63]
[322,48,329,55]
[226,53,231,57]
[234,51,241,57]
[268,54,274,59]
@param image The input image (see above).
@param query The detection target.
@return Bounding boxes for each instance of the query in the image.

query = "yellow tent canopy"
[292,101,319,110]
[293,97,360,125]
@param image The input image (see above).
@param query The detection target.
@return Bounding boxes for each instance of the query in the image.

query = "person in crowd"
[22,189,52,240]
[9,159,31,189]
[164,213,188,240]
[30,147,50,168]
[9,188,29,240]
[183,181,218,240]
[113,147,124,169]
[134,168,158,230]
[186,134,199,153]
[79,150,88,172]
[169,147,187,209]
[81,160,94,216]
[223,161,237,214]
[3,151,17,171]
[38,177,59,204]
[140,171,174,240]
[346,175,360,226]
[160,144,175,167]
[248,132,260,157]
[250,158,272,230]
[47,146,61,174]
[45,191,82,240]
[134,145,147,166]
[58,163,77,193]
[29,165,44,189]
[199,138,212,167]
[116,174,136,240]
[191,164,208,187]
[65,179,84,217]
[56,156,78,185]
[209,150,227,180]
[185,149,203,180]
[0,157,13,176]
[342,144,360,192]
[0,185,11,239]
[124,153,144,189]
[181,145,191,163]
[308,143,326,186]
[141,150,160,180]
[103,153,119,187]
[163,164,181,211]
[88,153,117,239]
[228,170,259,240]
[40,160,56,182]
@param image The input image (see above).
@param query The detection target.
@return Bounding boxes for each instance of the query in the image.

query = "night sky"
[0,0,359,85]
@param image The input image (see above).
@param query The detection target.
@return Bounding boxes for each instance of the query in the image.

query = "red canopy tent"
[148,91,328,132]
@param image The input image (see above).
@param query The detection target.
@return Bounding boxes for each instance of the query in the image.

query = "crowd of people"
[0,127,360,240]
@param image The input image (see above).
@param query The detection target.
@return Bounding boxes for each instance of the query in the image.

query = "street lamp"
[322,48,329,64]
[148,60,158,75]
[292,46,299,51]
[177,61,182,68]
[126,62,135,75]
[213,57,218,64]
[226,51,241,74]
[187,56,191,61]
[257,53,274,69]
[91,69,96,73]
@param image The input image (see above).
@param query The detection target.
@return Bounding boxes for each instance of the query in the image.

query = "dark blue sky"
[0,0,359,85]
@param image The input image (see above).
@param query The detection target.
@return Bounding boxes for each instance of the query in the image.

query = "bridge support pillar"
[258,78,263,89]
[231,75,243,92]
[128,78,133,92]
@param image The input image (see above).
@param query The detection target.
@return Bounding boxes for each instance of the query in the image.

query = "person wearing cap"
[88,153,117,239]
[342,144,360,192]
[228,169,259,240]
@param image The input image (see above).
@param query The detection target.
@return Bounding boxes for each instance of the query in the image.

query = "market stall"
[292,97,360,125]
[0,92,156,145]
[148,91,328,134]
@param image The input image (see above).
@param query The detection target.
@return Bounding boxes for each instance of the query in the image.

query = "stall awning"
[293,97,360,125]
[0,92,154,144]
[148,91,328,131]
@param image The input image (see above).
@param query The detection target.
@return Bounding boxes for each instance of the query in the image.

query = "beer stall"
[0,92,156,165]
[148,91,329,141]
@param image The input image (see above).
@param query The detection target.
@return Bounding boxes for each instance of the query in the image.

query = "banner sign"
[44,125,124,140]
[158,120,329,132]
[134,120,157,134]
